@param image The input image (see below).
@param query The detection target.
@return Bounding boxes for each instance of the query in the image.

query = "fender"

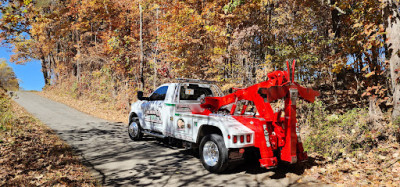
[194,115,254,149]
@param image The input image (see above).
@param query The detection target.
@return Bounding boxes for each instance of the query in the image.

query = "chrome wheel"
[128,121,139,138]
[203,141,220,167]
[200,134,229,173]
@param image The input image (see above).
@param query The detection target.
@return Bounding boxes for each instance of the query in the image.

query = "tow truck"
[128,60,320,173]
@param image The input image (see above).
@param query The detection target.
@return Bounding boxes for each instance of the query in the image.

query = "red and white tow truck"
[128,60,320,173]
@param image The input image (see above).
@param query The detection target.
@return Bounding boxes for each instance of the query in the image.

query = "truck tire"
[200,134,229,173]
[128,118,143,141]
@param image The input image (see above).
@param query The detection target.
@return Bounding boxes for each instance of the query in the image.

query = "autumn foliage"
[0,0,397,111]
[0,59,19,91]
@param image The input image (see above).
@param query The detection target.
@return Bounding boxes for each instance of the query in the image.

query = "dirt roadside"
[36,90,128,124]
[1,94,97,186]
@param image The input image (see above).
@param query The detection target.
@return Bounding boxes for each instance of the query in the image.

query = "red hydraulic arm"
[200,60,320,168]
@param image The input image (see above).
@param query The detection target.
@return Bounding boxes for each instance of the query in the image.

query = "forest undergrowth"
[0,89,97,186]
[298,100,400,186]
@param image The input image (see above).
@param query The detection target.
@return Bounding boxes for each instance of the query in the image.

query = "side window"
[179,85,213,101]
[150,86,168,101]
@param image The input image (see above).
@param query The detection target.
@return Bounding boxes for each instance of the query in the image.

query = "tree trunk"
[387,0,400,120]
[139,3,144,90]
[153,6,159,90]
[76,42,81,82]
[41,57,50,85]
[330,0,341,38]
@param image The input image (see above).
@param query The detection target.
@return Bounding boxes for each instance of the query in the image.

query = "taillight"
[246,134,251,142]
[228,135,231,139]
[240,135,244,143]
[233,136,237,143]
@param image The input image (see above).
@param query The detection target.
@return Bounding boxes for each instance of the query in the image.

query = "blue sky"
[0,46,44,91]
[0,10,44,91]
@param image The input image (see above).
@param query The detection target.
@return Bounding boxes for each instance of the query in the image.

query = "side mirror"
[228,87,240,94]
[137,91,144,100]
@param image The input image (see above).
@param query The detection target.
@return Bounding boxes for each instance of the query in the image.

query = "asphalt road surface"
[13,92,325,187]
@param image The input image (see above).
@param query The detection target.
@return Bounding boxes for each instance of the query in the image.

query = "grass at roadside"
[37,88,128,124]
[0,90,98,186]
[298,100,400,185]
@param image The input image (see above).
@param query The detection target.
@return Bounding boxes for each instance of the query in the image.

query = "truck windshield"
[179,84,222,102]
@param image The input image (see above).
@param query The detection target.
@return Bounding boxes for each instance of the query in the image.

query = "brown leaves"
[0,97,96,186]
[305,143,400,186]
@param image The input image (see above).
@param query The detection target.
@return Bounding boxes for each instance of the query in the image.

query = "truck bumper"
[259,157,278,169]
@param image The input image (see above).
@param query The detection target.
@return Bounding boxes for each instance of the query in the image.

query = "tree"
[386,0,400,119]
[0,59,19,91]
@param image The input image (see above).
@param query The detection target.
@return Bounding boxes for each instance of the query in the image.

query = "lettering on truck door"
[145,86,168,133]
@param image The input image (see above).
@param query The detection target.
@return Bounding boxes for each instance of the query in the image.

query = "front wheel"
[128,118,143,141]
[200,134,229,173]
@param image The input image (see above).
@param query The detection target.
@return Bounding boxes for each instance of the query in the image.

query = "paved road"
[14,92,323,187]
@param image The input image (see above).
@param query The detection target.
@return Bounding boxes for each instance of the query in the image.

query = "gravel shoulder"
[13,91,325,186]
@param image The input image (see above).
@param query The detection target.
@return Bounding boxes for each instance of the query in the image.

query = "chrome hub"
[128,121,139,138]
[203,141,219,166]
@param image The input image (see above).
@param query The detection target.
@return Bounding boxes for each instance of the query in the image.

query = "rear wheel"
[128,118,143,141]
[200,134,229,173]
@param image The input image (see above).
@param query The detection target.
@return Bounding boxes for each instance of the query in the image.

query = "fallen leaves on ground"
[304,142,400,186]
[0,97,97,186]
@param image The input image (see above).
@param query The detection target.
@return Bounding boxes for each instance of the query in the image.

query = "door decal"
[145,110,162,123]
[177,119,185,130]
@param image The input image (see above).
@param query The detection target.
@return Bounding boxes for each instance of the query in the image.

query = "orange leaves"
[364,71,375,78]
[361,85,388,106]
[332,63,346,74]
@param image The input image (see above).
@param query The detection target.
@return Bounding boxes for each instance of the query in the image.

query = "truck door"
[173,84,213,142]
[174,104,194,141]
[145,86,169,133]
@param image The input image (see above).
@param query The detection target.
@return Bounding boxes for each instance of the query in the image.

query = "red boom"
[199,60,320,168]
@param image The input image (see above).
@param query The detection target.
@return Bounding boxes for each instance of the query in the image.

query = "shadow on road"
[12,92,326,186]
[54,121,322,186]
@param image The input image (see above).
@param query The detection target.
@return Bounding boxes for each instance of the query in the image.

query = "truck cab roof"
[151,82,223,103]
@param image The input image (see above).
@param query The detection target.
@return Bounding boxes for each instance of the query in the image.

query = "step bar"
[142,130,165,139]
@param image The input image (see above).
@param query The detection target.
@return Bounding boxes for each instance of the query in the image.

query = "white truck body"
[129,83,255,149]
